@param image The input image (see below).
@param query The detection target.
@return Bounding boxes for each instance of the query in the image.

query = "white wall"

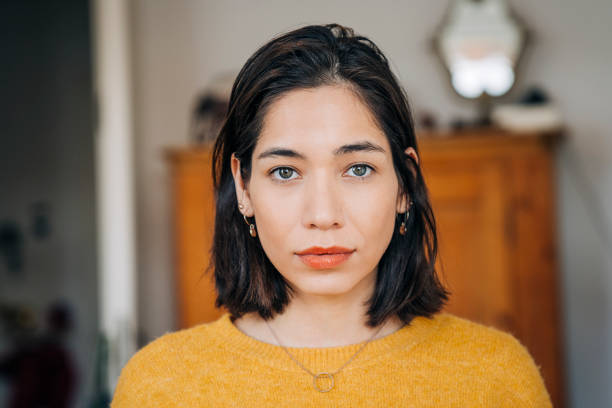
[92,0,138,391]
[129,1,612,406]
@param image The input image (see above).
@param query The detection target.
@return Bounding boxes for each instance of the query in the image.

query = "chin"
[290,273,370,298]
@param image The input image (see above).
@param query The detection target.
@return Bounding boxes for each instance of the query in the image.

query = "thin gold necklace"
[264,319,390,393]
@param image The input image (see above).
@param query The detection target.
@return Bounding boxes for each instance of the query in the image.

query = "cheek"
[253,192,298,236]
[346,182,398,251]
[248,181,301,265]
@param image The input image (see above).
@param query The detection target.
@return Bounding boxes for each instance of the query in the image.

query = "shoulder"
[431,312,527,354]
[425,312,552,406]
[429,312,541,370]
[111,317,224,407]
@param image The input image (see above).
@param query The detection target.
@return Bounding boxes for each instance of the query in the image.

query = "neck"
[233,277,405,348]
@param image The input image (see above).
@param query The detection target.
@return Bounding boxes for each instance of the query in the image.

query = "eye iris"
[352,165,367,176]
[279,168,293,179]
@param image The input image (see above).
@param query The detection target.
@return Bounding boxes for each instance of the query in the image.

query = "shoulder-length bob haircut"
[211,23,449,327]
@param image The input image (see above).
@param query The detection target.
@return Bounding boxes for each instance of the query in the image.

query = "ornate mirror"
[433,0,529,119]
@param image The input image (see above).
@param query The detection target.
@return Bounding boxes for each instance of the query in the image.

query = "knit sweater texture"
[112,312,552,407]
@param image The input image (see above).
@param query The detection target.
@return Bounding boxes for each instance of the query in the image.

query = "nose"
[301,170,344,230]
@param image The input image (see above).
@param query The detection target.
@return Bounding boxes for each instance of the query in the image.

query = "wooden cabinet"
[165,128,565,407]
[165,148,221,328]
[418,128,565,407]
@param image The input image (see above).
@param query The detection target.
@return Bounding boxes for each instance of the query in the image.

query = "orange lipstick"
[295,246,355,269]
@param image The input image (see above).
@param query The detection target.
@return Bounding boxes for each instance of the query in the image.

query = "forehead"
[255,85,388,154]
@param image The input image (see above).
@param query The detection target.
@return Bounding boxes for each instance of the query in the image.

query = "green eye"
[348,164,372,177]
[272,167,296,180]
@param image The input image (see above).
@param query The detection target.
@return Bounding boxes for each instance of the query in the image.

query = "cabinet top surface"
[165,127,563,160]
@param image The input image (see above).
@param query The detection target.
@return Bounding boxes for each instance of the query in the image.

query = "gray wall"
[130,1,612,406]
[0,1,98,406]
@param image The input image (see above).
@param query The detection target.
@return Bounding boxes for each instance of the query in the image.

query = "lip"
[295,246,355,269]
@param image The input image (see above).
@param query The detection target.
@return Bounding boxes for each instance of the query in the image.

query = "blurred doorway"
[0,1,98,406]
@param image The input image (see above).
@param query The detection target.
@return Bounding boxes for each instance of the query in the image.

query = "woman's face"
[231,85,416,299]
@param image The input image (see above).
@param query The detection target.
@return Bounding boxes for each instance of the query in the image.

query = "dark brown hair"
[210,23,449,327]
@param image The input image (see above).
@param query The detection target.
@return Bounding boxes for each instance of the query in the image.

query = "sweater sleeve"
[493,332,553,408]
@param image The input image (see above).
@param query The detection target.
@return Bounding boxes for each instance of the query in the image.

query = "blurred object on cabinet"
[190,71,235,145]
[165,126,564,407]
[491,103,563,133]
[491,86,563,133]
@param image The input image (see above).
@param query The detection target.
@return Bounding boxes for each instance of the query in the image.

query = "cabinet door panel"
[170,150,221,328]
[422,159,516,332]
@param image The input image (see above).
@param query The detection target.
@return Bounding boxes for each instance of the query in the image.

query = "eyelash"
[269,163,375,182]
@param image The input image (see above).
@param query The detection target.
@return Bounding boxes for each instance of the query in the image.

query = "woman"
[112,24,552,407]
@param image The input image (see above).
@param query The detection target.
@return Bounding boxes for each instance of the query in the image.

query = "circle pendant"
[313,372,334,392]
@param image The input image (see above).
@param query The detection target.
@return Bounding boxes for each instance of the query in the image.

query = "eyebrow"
[256,141,386,160]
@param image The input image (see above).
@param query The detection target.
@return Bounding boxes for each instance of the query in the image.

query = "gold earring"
[399,213,408,235]
[399,200,413,236]
[243,214,257,237]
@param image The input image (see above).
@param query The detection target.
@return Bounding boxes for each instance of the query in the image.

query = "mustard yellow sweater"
[112,312,552,407]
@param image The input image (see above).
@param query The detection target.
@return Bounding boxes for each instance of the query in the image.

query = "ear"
[230,153,254,217]
[396,146,419,213]
[404,146,419,166]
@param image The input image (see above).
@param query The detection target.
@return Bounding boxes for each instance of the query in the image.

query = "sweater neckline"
[208,312,444,373]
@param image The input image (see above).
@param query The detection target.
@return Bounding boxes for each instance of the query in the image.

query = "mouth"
[295,246,355,269]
